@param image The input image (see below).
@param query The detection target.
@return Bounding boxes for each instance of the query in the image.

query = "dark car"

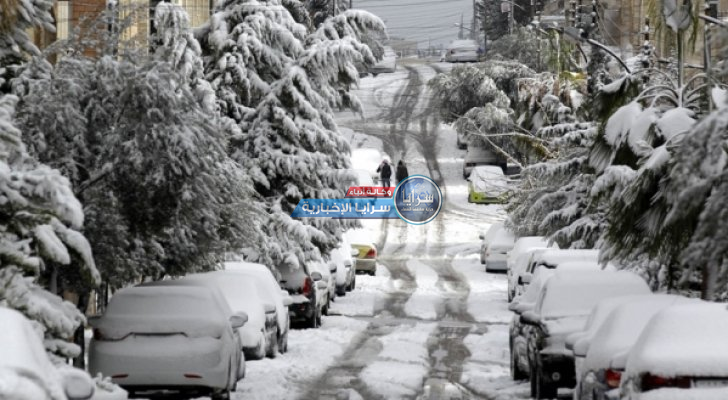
[278,261,327,329]
[520,271,650,398]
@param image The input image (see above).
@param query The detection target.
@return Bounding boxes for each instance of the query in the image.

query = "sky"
[352,0,476,49]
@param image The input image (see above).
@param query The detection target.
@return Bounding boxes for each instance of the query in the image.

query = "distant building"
[30,0,213,57]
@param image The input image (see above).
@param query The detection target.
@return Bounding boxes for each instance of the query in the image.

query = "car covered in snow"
[570,294,694,400]
[331,237,357,295]
[515,249,601,296]
[278,259,327,328]
[507,236,555,302]
[468,165,510,204]
[369,46,397,76]
[509,267,556,381]
[0,306,126,400]
[620,302,728,400]
[479,222,515,271]
[520,270,650,399]
[310,260,337,315]
[88,285,245,400]
[462,145,507,179]
[444,39,479,62]
[223,261,293,354]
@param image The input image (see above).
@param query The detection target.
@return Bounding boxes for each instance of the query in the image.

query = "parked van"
[462,146,507,178]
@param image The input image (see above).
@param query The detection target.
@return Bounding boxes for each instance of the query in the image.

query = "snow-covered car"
[310,260,337,314]
[331,238,357,295]
[515,249,601,295]
[223,261,293,354]
[468,165,510,204]
[444,39,479,62]
[479,222,515,271]
[278,259,327,328]
[0,306,127,400]
[620,302,728,400]
[519,271,650,399]
[462,146,507,179]
[571,294,694,400]
[89,285,245,400]
[369,46,397,76]
[185,270,282,359]
[509,267,556,381]
[507,236,555,302]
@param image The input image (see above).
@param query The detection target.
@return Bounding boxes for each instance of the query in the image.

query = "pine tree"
[0,89,99,361]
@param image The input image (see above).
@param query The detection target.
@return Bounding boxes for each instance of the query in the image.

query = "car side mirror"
[518,273,532,285]
[329,263,337,273]
[508,301,521,312]
[60,368,95,400]
[230,312,248,329]
[263,303,276,314]
[351,248,360,257]
[565,332,583,351]
[280,291,293,307]
[573,338,590,358]
[519,310,540,326]
[87,315,101,328]
[478,233,485,240]
[316,281,328,290]
[311,271,323,281]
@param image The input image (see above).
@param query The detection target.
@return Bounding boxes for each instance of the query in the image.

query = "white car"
[515,249,601,295]
[0,307,125,400]
[331,238,356,295]
[369,46,397,75]
[184,271,278,360]
[310,260,337,315]
[224,261,293,354]
[620,302,728,400]
[444,39,479,62]
[462,146,507,179]
[479,222,515,271]
[571,294,694,400]
[468,165,510,204]
[89,285,245,400]
[507,236,556,301]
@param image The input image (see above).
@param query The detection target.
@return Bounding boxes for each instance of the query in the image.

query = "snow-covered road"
[224,60,548,400]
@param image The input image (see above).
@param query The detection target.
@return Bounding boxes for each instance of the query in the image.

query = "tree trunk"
[73,291,90,369]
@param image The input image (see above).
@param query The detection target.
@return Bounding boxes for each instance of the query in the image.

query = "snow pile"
[359,323,436,399]
[330,266,393,317]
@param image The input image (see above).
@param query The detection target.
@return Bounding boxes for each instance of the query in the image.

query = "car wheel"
[508,289,514,302]
[535,359,558,399]
[337,287,346,296]
[316,306,323,327]
[266,328,279,358]
[369,270,376,276]
[511,348,527,380]
[211,389,231,400]
[351,275,356,290]
[253,335,266,360]
[323,296,330,316]
[278,330,288,353]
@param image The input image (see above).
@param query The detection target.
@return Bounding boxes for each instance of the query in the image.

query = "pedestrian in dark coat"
[376,160,392,187]
[396,160,409,184]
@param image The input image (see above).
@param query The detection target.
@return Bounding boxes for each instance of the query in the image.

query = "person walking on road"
[395,160,409,185]
[377,160,392,187]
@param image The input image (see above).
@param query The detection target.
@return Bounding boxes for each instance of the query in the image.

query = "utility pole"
[350,0,353,9]
[459,13,465,39]
[332,0,337,15]
[482,6,488,51]
[472,0,477,39]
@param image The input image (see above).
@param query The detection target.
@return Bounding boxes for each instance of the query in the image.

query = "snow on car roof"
[99,285,229,339]
[530,249,599,267]
[447,39,478,50]
[626,302,728,377]
[538,271,650,320]
[489,232,515,249]
[472,165,505,177]
[186,271,267,327]
[585,294,696,371]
